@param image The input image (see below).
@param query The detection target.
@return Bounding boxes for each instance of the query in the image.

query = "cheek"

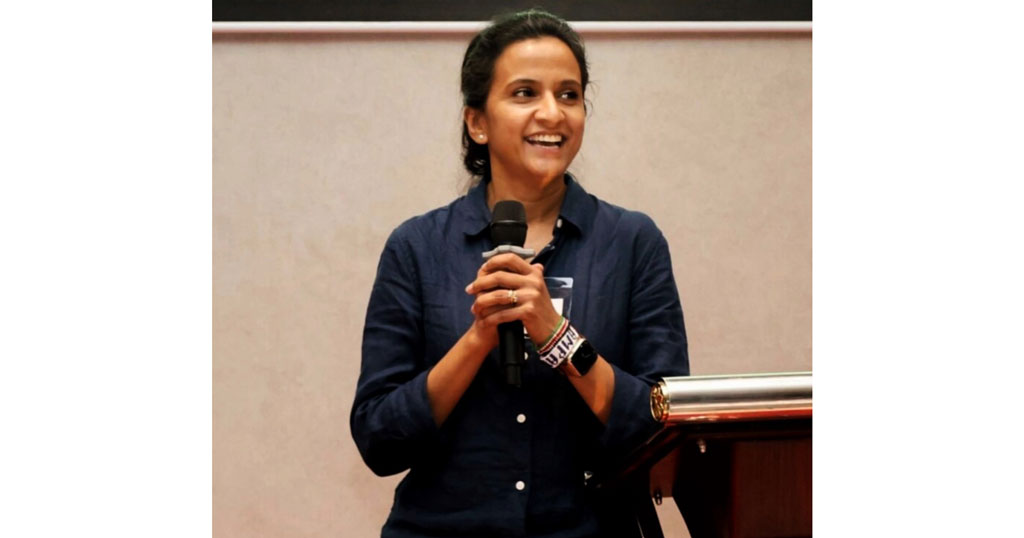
[487,106,527,136]
[571,110,586,133]
[569,116,585,149]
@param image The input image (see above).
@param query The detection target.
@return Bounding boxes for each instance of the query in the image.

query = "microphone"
[489,201,528,387]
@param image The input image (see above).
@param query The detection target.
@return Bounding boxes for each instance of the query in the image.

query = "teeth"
[527,134,564,143]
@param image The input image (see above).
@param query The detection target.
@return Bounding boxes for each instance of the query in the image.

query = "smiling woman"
[465,36,586,196]
[350,9,690,537]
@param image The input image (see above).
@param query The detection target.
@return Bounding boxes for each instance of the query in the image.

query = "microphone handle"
[498,320,524,387]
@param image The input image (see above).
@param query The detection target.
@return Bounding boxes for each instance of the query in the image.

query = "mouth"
[524,134,566,148]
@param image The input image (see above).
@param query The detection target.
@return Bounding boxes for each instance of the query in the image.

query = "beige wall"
[213,31,811,537]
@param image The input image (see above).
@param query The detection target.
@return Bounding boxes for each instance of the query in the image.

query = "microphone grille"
[492,200,526,223]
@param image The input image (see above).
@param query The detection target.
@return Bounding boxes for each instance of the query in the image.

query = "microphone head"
[490,200,527,247]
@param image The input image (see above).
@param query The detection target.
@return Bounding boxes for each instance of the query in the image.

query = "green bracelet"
[539,316,566,351]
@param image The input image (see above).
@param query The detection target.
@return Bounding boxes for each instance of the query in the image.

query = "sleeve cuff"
[392,368,439,443]
[597,361,661,457]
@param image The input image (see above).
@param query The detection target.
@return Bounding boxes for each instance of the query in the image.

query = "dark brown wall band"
[213,0,812,23]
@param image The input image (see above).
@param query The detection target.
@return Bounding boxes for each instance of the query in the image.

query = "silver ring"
[508,289,518,305]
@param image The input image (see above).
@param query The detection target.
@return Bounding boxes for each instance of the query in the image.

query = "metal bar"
[651,372,812,423]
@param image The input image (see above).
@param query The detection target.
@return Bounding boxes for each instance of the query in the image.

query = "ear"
[464,107,488,144]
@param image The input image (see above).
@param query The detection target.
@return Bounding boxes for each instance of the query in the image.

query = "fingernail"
[465,284,472,293]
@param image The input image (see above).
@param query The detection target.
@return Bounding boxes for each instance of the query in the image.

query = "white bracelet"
[539,324,582,368]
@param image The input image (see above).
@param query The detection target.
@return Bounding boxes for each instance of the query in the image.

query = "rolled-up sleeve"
[350,225,439,476]
[598,216,689,456]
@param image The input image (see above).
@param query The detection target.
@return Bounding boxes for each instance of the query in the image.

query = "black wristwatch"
[560,338,598,377]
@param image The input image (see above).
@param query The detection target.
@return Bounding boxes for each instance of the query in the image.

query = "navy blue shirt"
[351,175,689,537]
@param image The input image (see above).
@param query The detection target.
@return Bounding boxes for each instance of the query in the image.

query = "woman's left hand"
[465,252,562,346]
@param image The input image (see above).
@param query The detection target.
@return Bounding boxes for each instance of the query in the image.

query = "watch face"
[579,341,596,360]
[573,340,598,376]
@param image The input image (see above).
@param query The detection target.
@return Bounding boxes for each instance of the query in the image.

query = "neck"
[486,173,566,226]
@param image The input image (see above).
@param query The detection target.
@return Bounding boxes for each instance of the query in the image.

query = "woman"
[351,10,689,537]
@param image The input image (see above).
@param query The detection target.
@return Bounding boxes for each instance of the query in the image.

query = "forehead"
[491,36,581,84]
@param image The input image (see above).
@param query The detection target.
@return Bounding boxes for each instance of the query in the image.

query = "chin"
[525,163,569,184]
[525,171,566,189]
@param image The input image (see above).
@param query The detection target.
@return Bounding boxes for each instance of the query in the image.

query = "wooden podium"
[593,373,812,538]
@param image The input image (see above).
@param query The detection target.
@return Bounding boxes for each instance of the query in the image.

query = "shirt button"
[516,413,526,424]
[515,481,526,491]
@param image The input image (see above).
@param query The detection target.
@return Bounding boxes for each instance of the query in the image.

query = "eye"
[560,90,580,100]
[513,87,535,98]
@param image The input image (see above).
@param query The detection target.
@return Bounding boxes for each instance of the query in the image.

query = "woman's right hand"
[426,304,501,427]
[465,316,499,355]
[464,257,523,353]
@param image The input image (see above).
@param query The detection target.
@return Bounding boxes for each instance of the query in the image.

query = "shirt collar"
[557,172,592,236]
[459,173,594,237]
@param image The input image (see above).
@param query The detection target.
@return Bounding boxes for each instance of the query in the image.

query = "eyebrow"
[503,78,582,89]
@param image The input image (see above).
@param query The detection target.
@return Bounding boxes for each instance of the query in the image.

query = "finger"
[467,271,531,295]
[470,293,505,317]
[481,252,533,276]
[471,287,537,316]
[469,260,507,289]
[474,303,512,320]
[478,305,525,327]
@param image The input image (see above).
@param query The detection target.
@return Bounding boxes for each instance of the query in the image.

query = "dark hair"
[460,9,590,181]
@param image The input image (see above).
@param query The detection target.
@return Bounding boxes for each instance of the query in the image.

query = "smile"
[525,134,565,148]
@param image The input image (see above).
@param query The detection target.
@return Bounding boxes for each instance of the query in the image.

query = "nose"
[535,92,563,124]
